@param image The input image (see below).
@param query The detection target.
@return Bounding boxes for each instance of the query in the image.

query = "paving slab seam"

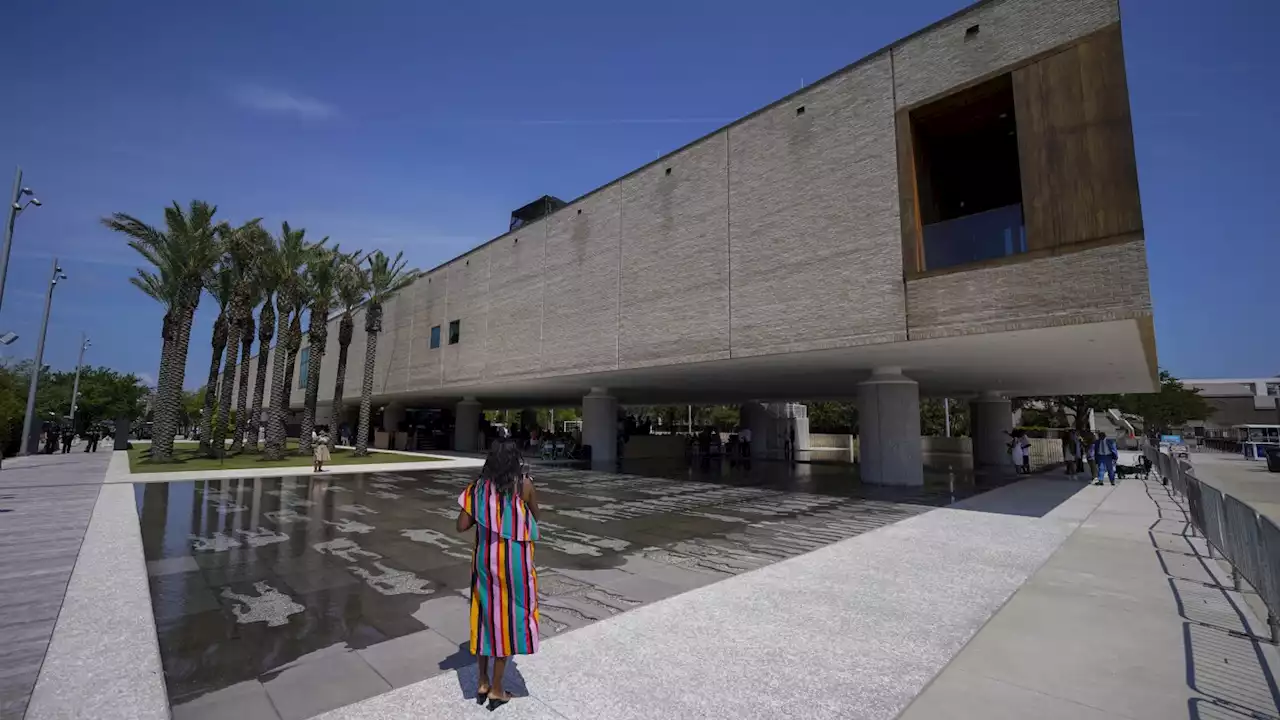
[892,481,1117,720]
[24,482,169,720]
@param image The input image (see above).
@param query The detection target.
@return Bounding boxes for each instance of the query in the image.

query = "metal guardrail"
[1145,445,1280,644]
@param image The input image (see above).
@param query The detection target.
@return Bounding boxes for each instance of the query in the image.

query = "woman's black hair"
[481,437,525,495]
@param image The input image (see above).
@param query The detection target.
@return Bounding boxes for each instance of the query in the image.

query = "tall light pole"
[69,334,91,428]
[18,259,68,456]
[0,166,43,314]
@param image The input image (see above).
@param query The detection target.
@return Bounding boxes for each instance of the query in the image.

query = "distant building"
[1180,378,1280,439]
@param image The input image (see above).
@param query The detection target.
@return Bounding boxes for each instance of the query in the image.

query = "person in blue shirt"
[1093,431,1120,486]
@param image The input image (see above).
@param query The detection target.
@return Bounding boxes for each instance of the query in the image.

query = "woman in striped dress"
[456,438,540,707]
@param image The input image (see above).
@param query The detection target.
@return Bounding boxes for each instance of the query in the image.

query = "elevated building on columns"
[232,0,1156,485]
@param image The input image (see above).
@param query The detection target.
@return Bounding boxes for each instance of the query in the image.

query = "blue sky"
[0,0,1275,387]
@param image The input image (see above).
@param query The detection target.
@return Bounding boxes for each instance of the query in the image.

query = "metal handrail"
[1144,444,1280,644]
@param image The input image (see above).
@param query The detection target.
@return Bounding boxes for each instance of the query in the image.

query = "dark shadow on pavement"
[945,476,1091,518]
[442,643,529,703]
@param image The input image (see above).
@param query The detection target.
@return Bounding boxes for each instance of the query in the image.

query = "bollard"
[1206,543,1214,559]
[1270,612,1280,646]
[1231,565,1242,592]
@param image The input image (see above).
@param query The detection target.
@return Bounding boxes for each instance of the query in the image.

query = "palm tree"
[264,223,317,461]
[214,220,267,457]
[329,252,369,448]
[298,244,341,456]
[247,236,281,452]
[198,259,234,454]
[127,266,177,420]
[106,200,220,463]
[353,251,415,456]
[229,293,258,453]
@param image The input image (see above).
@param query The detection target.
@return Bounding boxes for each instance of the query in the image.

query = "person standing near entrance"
[739,425,753,459]
[456,439,540,709]
[1062,429,1082,478]
[1093,431,1119,486]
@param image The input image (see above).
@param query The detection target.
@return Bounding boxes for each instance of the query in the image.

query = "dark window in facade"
[448,320,460,345]
[429,325,441,349]
[910,73,1025,273]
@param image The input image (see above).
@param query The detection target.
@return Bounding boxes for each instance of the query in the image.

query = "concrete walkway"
[900,473,1280,719]
[311,475,1107,720]
[0,452,111,720]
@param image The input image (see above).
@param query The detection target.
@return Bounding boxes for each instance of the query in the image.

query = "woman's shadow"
[440,643,529,707]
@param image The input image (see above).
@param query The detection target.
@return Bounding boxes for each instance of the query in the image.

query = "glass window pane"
[298,346,310,389]
[449,320,460,345]
[429,325,441,349]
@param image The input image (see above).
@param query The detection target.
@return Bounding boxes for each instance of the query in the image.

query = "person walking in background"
[61,427,75,454]
[1093,431,1119,486]
[739,425,753,459]
[1081,429,1098,482]
[1062,429,1083,478]
[1010,430,1028,474]
[456,439,540,709]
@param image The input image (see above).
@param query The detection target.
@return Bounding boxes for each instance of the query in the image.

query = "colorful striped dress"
[458,478,540,657]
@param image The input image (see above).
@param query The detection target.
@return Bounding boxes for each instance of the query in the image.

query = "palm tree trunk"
[213,315,241,458]
[330,313,354,449]
[152,304,197,463]
[230,316,255,453]
[248,299,275,452]
[299,313,329,456]
[264,303,292,460]
[281,312,302,417]
[199,315,228,455]
[354,328,379,456]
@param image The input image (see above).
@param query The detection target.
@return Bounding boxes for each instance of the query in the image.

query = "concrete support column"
[971,393,1013,468]
[381,402,404,433]
[857,367,923,486]
[519,408,538,432]
[582,388,618,463]
[454,397,481,453]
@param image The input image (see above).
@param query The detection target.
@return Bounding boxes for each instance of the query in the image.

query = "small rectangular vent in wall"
[796,106,806,116]
[965,24,980,39]
[577,209,582,215]
[664,167,672,176]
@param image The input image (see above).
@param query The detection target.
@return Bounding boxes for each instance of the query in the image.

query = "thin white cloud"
[137,372,156,387]
[231,83,337,120]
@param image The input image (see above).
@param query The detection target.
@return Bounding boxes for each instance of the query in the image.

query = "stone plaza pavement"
[3,450,1277,719]
[0,452,112,720]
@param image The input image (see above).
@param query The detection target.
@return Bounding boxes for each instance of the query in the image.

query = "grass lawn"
[128,440,438,473]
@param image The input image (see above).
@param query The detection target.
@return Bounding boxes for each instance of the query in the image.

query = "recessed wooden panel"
[1013,25,1141,251]
[896,109,924,276]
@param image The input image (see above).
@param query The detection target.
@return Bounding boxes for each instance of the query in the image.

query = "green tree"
[215,220,268,457]
[329,251,368,448]
[1118,369,1214,436]
[353,251,415,456]
[264,222,317,460]
[105,200,221,462]
[198,259,234,454]
[920,397,969,436]
[808,401,858,434]
[299,243,342,455]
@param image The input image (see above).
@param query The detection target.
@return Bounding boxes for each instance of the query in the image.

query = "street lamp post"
[69,333,91,429]
[0,166,43,315]
[18,258,68,456]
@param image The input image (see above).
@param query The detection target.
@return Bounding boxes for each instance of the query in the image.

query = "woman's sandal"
[487,691,513,710]
[476,684,490,704]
